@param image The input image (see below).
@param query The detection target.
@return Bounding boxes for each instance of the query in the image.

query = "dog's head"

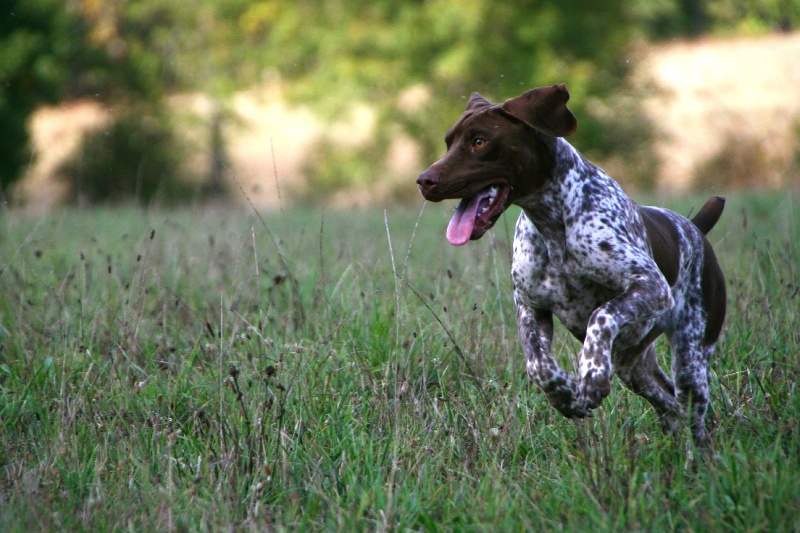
[417,84,578,245]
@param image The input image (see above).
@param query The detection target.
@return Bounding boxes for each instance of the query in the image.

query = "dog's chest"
[511,213,622,334]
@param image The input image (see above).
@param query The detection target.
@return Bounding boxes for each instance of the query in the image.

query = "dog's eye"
[472,138,487,148]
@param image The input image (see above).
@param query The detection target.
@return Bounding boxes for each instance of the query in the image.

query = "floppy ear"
[466,92,492,111]
[501,84,578,137]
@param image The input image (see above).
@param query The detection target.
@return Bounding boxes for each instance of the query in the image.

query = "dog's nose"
[416,170,440,189]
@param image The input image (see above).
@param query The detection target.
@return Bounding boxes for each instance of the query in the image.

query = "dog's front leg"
[517,303,591,418]
[577,271,673,412]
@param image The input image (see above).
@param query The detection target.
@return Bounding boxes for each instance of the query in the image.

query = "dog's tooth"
[475,186,499,216]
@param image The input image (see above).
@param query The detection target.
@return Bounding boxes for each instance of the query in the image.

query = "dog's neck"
[514,137,629,238]
[514,137,584,226]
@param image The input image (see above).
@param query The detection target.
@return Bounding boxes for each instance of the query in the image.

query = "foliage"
[185,0,799,189]
[58,105,193,205]
[1,192,799,529]
[3,0,798,200]
[707,0,800,34]
[0,0,85,194]
[638,0,800,37]
[236,0,652,165]
[220,0,799,184]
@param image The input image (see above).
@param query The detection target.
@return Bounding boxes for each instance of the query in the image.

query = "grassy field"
[1,191,798,531]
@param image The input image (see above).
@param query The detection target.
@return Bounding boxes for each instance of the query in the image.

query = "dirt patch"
[170,88,325,209]
[635,32,800,190]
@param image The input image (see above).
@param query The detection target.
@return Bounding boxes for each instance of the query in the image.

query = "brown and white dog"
[417,84,726,447]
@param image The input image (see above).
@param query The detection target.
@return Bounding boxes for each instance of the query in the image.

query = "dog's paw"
[546,394,593,418]
[577,367,611,412]
[543,376,590,418]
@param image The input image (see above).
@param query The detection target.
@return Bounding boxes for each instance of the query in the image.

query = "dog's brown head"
[417,84,578,245]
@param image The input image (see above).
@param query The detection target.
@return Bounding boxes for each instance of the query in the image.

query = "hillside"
[18,32,800,211]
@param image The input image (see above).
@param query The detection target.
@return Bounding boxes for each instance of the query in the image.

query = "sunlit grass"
[1,192,798,531]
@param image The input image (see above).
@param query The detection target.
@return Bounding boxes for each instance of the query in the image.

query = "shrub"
[297,137,387,205]
[60,105,195,205]
[693,133,784,190]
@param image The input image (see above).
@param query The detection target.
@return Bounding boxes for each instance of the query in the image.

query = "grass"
[1,191,798,531]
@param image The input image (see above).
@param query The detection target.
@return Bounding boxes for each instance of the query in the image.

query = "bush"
[60,105,195,205]
[693,132,787,190]
[297,137,387,205]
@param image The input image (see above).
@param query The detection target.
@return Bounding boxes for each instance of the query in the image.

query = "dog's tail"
[691,196,725,235]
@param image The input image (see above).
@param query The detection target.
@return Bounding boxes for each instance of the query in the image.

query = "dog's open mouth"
[446,185,511,246]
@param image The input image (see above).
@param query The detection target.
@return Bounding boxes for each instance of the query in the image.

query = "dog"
[416,84,726,447]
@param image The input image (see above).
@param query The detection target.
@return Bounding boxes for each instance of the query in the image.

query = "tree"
[707,0,800,33]
[0,0,170,199]
[0,0,77,195]
[59,105,190,205]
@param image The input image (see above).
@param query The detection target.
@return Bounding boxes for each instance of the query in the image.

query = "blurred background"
[2,0,799,212]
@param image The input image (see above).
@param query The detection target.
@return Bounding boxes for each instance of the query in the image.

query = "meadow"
[1,191,798,531]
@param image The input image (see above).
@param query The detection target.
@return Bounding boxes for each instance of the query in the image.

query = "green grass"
[1,192,798,531]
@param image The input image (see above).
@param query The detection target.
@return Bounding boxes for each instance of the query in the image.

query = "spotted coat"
[417,84,727,447]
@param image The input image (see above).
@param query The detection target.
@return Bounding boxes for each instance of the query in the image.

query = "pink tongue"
[446,193,484,246]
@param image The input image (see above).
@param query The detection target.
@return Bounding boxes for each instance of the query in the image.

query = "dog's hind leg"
[669,328,715,449]
[614,344,682,436]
